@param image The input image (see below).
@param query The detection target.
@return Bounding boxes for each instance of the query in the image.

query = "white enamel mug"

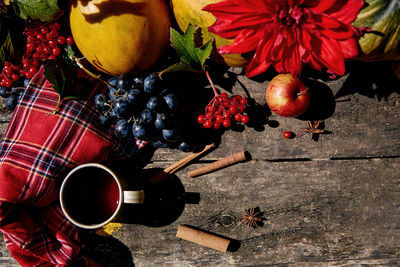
[60,163,144,229]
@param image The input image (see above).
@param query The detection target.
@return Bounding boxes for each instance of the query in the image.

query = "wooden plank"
[34,158,398,266]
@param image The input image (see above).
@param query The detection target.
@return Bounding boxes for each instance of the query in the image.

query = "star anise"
[241,207,262,228]
[304,120,325,138]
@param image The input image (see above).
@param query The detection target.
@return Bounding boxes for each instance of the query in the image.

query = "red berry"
[4,79,13,88]
[215,114,224,123]
[4,67,13,76]
[32,52,40,59]
[48,40,57,47]
[40,28,48,35]
[52,47,62,56]
[4,61,10,66]
[11,74,20,81]
[235,95,242,101]
[213,122,221,130]
[66,36,74,46]
[57,36,66,45]
[49,29,59,39]
[40,53,48,61]
[222,119,231,128]
[203,119,214,128]
[28,66,38,75]
[43,45,51,54]
[241,115,250,124]
[36,45,43,54]
[25,72,33,79]
[234,113,242,121]
[223,112,232,120]
[51,22,61,31]
[220,92,228,98]
[46,33,55,41]
[228,105,237,114]
[22,62,30,70]
[48,55,57,60]
[26,43,35,51]
[240,98,248,106]
[238,104,246,113]
[283,131,292,139]
[197,115,206,124]
[36,33,44,41]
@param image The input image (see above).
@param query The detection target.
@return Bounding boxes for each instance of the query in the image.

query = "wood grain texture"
[0,61,399,266]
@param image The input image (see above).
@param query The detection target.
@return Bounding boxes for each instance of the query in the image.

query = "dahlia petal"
[305,0,365,24]
[246,58,271,77]
[203,0,267,14]
[218,29,263,54]
[310,13,356,40]
[316,37,345,75]
[245,34,275,77]
[208,14,272,39]
[337,38,360,58]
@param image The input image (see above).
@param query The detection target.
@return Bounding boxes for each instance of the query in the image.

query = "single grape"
[146,96,160,111]
[0,87,8,98]
[132,123,148,140]
[117,74,132,91]
[132,76,144,89]
[140,109,153,124]
[6,95,17,110]
[94,94,107,111]
[154,113,169,129]
[107,76,118,99]
[126,89,141,105]
[114,119,130,139]
[162,129,178,142]
[178,141,193,152]
[99,113,110,126]
[144,73,159,94]
[163,93,177,110]
[113,97,129,117]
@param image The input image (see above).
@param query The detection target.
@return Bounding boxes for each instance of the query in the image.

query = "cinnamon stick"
[176,225,230,252]
[188,150,247,178]
[149,143,215,184]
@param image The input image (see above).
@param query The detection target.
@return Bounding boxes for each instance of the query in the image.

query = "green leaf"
[15,0,60,22]
[169,25,213,71]
[0,12,25,66]
[44,59,79,114]
[44,60,66,96]
[0,31,14,64]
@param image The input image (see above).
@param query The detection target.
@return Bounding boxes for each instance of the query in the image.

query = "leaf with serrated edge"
[196,39,213,67]
[16,0,60,22]
[170,26,200,68]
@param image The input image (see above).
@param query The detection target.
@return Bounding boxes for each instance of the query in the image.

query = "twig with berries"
[197,70,250,130]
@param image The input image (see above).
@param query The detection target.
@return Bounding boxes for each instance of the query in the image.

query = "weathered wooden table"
[0,61,399,266]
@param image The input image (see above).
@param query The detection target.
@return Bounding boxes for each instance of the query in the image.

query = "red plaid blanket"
[0,67,145,266]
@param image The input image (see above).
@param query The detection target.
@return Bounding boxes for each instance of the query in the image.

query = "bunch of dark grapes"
[0,21,74,111]
[94,73,195,152]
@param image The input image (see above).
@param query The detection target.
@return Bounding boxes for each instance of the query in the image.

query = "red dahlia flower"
[203,0,366,77]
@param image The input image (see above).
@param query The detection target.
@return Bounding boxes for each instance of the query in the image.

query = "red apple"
[265,73,310,117]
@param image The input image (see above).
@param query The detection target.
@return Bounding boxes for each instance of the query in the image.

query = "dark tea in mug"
[60,166,120,225]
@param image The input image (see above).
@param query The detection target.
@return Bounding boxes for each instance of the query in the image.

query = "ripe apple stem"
[297,88,309,96]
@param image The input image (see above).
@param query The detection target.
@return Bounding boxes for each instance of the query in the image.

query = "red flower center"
[278,5,304,26]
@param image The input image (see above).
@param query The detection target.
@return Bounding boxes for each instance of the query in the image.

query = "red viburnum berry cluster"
[197,92,249,129]
[0,21,74,88]
[197,71,250,130]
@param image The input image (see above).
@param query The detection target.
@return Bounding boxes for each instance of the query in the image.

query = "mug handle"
[124,190,145,204]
